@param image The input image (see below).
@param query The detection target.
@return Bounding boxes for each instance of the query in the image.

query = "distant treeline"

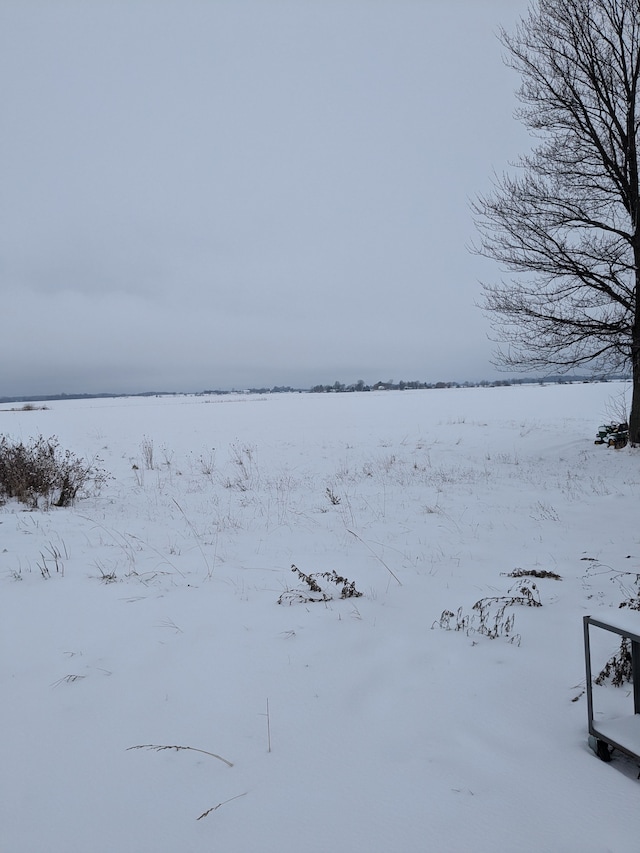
[0,374,629,405]
[309,374,629,393]
[0,391,180,404]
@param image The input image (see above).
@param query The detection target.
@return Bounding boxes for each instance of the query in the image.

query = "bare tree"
[473,0,640,443]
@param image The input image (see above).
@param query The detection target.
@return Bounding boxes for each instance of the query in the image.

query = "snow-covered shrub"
[0,434,108,508]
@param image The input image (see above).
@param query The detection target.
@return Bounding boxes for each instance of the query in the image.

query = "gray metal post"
[584,616,594,732]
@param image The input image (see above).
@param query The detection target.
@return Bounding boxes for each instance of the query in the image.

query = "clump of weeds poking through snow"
[140,436,154,470]
[434,577,543,646]
[582,559,640,613]
[36,540,67,578]
[0,434,109,509]
[221,441,259,491]
[503,568,562,581]
[278,565,363,605]
[595,638,633,687]
[325,486,341,505]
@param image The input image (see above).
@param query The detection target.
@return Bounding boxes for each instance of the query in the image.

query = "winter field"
[1,381,640,852]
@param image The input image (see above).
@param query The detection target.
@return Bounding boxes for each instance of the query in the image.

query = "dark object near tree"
[473,0,640,445]
[594,422,629,448]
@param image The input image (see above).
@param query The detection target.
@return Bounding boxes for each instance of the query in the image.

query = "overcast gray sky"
[1,0,532,396]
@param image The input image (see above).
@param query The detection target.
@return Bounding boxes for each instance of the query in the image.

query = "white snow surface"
[1,382,639,852]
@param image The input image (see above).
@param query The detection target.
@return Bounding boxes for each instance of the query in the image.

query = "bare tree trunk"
[630,261,640,445]
[631,354,640,445]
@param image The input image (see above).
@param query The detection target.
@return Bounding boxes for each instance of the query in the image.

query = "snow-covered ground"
[1,382,639,852]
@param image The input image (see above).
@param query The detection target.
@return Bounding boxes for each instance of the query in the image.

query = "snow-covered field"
[1,382,639,852]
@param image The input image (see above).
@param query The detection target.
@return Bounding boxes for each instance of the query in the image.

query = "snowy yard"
[1,382,639,852]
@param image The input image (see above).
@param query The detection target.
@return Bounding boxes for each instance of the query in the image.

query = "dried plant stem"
[346,529,402,586]
[197,791,247,820]
[172,499,213,576]
[126,532,185,578]
[266,698,272,753]
[127,744,233,767]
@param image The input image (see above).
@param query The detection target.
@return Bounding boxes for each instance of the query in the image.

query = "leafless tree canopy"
[473,0,640,440]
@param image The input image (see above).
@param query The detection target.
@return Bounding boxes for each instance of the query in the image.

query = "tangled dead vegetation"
[434,577,544,646]
[278,564,363,605]
[0,434,108,509]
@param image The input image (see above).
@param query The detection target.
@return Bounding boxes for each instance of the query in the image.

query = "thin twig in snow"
[266,698,272,753]
[197,791,247,820]
[346,529,402,586]
[126,532,186,578]
[127,744,233,767]
[172,498,213,576]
